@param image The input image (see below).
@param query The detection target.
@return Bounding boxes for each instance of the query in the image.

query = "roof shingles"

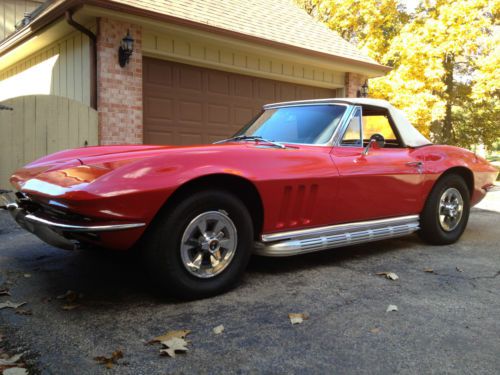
[108,0,381,66]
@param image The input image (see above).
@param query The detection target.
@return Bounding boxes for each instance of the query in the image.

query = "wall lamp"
[0,104,13,111]
[357,81,369,98]
[118,30,134,67]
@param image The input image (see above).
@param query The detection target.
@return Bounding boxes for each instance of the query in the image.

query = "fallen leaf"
[0,301,26,310]
[213,325,224,335]
[160,337,189,358]
[23,274,31,278]
[3,368,28,375]
[0,289,11,296]
[376,272,399,280]
[15,309,33,316]
[94,350,123,369]
[456,267,463,272]
[0,353,24,365]
[56,290,80,303]
[288,313,309,325]
[370,327,381,334]
[149,330,191,344]
[386,304,398,312]
[424,268,434,273]
[61,304,81,311]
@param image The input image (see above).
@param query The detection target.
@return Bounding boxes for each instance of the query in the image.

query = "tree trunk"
[442,54,455,144]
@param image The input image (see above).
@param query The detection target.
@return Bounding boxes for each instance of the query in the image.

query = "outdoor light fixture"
[357,81,369,98]
[0,104,13,111]
[118,30,134,67]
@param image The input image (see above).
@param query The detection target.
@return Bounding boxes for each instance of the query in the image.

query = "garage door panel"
[208,71,230,95]
[276,82,298,102]
[179,66,203,91]
[179,132,203,145]
[256,80,276,101]
[295,86,316,99]
[233,106,254,126]
[233,76,254,97]
[144,130,175,145]
[207,104,230,125]
[145,59,173,87]
[178,101,203,122]
[144,57,338,145]
[314,87,336,98]
[206,133,230,144]
[145,97,174,120]
[144,118,176,132]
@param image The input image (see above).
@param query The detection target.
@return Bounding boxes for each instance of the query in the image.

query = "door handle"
[406,161,424,173]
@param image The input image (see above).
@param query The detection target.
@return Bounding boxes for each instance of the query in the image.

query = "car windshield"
[236,105,347,145]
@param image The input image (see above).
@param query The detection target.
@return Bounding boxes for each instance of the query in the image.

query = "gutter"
[65,10,97,109]
[0,0,391,74]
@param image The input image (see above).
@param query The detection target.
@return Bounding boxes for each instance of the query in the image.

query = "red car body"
[0,98,497,254]
[6,138,497,251]
[2,98,498,298]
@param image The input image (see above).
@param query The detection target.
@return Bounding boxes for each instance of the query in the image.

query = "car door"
[329,105,424,224]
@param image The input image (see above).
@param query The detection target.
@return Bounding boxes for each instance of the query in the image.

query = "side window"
[361,107,402,147]
[341,107,362,146]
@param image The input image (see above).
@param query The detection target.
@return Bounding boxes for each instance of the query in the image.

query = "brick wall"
[345,72,367,98]
[97,17,143,145]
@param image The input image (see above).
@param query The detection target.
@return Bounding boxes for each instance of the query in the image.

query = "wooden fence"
[0,95,98,189]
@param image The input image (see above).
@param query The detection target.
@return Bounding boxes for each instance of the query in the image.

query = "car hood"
[10,145,174,190]
[10,143,299,194]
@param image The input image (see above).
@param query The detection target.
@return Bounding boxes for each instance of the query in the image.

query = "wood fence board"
[23,95,36,163]
[12,96,24,172]
[0,95,98,189]
[68,99,79,149]
[78,104,89,147]
[57,96,69,151]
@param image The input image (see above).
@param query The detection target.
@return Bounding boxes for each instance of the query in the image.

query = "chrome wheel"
[438,187,464,232]
[180,210,238,278]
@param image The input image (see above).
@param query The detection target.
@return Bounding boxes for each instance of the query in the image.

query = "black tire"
[419,174,470,245]
[143,190,253,299]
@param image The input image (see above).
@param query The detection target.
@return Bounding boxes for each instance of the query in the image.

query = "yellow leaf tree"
[298,0,500,148]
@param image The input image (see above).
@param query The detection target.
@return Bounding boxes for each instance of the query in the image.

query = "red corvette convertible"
[1,98,497,298]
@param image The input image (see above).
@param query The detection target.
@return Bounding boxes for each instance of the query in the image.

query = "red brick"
[97,18,143,145]
[345,72,368,98]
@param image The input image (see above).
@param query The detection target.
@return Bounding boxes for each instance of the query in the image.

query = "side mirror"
[362,133,385,156]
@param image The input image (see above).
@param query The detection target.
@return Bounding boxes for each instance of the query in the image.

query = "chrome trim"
[6,202,19,210]
[179,210,238,279]
[438,187,464,232]
[334,105,361,147]
[256,215,420,257]
[263,98,352,109]
[261,215,419,242]
[406,161,424,174]
[484,184,500,192]
[25,213,146,232]
[4,204,77,250]
[0,191,17,210]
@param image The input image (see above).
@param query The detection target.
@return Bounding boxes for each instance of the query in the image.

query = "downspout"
[65,10,97,110]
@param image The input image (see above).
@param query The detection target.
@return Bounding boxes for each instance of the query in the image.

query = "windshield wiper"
[214,135,285,149]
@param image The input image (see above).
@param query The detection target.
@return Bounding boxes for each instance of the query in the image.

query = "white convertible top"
[264,98,432,147]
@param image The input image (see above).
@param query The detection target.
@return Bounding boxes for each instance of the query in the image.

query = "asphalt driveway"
[0,191,499,374]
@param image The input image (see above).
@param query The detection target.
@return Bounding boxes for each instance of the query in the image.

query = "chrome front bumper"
[1,191,145,250]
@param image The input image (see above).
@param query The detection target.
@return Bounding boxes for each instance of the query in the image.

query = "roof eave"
[0,0,391,75]
[0,0,82,56]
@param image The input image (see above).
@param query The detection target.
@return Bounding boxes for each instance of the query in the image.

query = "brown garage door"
[143,57,339,145]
